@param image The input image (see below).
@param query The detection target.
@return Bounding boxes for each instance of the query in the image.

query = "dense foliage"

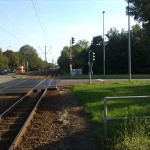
[58,0,150,75]
[0,45,55,72]
[1,0,150,74]
[72,81,150,149]
[58,24,150,74]
[57,40,90,74]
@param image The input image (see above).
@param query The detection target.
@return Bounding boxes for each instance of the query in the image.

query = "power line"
[0,26,25,44]
[35,0,51,45]
[0,9,31,43]
[31,0,49,45]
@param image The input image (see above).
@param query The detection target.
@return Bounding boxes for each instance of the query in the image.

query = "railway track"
[0,90,44,150]
[0,71,57,149]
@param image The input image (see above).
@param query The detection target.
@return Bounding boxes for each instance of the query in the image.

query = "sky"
[0,0,137,64]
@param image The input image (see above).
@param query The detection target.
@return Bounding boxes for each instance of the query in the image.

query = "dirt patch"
[20,87,102,149]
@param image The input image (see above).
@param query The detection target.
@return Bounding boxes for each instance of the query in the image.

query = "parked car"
[0,69,7,75]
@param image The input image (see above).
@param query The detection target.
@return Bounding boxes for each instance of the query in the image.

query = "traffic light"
[71,37,75,44]
[93,52,95,61]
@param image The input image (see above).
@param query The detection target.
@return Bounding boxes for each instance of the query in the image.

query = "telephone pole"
[45,46,47,75]
[102,11,105,76]
[69,37,75,76]
[38,46,52,75]
[128,0,131,82]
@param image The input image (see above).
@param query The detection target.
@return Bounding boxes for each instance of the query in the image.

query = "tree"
[4,50,21,70]
[19,45,43,70]
[90,35,103,74]
[105,28,128,74]
[0,49,9,69]
[71,42,89,73]
[58,40,90,74]
[126,0,150,23]
[57,46,70,73]
[126,0,150,37]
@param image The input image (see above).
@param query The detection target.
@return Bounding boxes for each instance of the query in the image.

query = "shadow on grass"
[72,82,150,138]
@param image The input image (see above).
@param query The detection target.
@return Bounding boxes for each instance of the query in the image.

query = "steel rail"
[0,75,51,120]
[8,72,57,149]
[8,90,46,149]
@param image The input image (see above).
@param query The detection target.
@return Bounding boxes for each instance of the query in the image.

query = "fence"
[104,95,150,137]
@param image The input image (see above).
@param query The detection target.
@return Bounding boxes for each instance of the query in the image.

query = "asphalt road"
[1,75,150,94]
[0,74,16,84]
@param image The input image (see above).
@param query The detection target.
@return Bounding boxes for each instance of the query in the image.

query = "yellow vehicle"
[16,66,26,74]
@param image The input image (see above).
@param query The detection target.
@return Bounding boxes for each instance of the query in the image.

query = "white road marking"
[0,80,26,90]
[96,79,105,81]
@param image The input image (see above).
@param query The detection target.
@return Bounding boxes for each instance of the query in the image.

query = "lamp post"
[102,11,105,76]
[128,0,131,82]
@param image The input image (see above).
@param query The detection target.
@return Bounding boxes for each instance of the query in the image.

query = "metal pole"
[45,46,47,75]
[128,0,131,82]
[27,61,28,76]
[103,11,105,76]
[69,40,72,76]
[89,51,91,84]
[104,97,107,138]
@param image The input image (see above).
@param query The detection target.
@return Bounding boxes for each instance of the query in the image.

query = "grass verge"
[71,81,150,149]
[61,74,150,79]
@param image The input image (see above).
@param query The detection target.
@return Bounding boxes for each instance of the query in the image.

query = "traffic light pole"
[88,51,95,84]
[69,37,75,76]
[69,40,72,76]
[89,51,91,84]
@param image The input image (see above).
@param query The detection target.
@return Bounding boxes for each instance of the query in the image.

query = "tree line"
[0,45,55,72]
[58,0,150,75]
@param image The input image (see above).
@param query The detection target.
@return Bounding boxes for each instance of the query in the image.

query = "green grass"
[72,81,150,149]
[61,74,150,79]
[13,74,27,78]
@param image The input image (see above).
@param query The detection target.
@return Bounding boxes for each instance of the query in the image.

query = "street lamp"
[102,11,105,76]
[128,0,131,82]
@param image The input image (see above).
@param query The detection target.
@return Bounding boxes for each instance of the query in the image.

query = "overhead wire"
[0,26,25,45]
[0,9,31,44]
[33,0,53,62]
[31,0,49,45]
[35,0,51,45]
[0,0,52,62]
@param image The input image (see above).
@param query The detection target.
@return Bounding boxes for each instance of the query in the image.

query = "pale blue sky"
[0,0,136,63]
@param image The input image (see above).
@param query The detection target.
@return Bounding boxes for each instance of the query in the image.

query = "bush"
[113,118,150,150]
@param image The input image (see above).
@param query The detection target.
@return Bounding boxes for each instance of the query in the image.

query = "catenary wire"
[35,0,51,45]
[31,0,49,45]
[0,9,32,44]
[0,26,25,45]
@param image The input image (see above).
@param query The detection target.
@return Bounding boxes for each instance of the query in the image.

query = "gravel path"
[0,75,103,149]
[19,87,102,149]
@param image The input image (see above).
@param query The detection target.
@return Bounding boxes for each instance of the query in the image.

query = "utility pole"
[27,61,28,76]
[38,46,52,75]
[128,0,131,82]
[45,46,47,75]
[69,37,75,76]
[89,51,91,84]
[103,11,105,76]
[88,51,95,84]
